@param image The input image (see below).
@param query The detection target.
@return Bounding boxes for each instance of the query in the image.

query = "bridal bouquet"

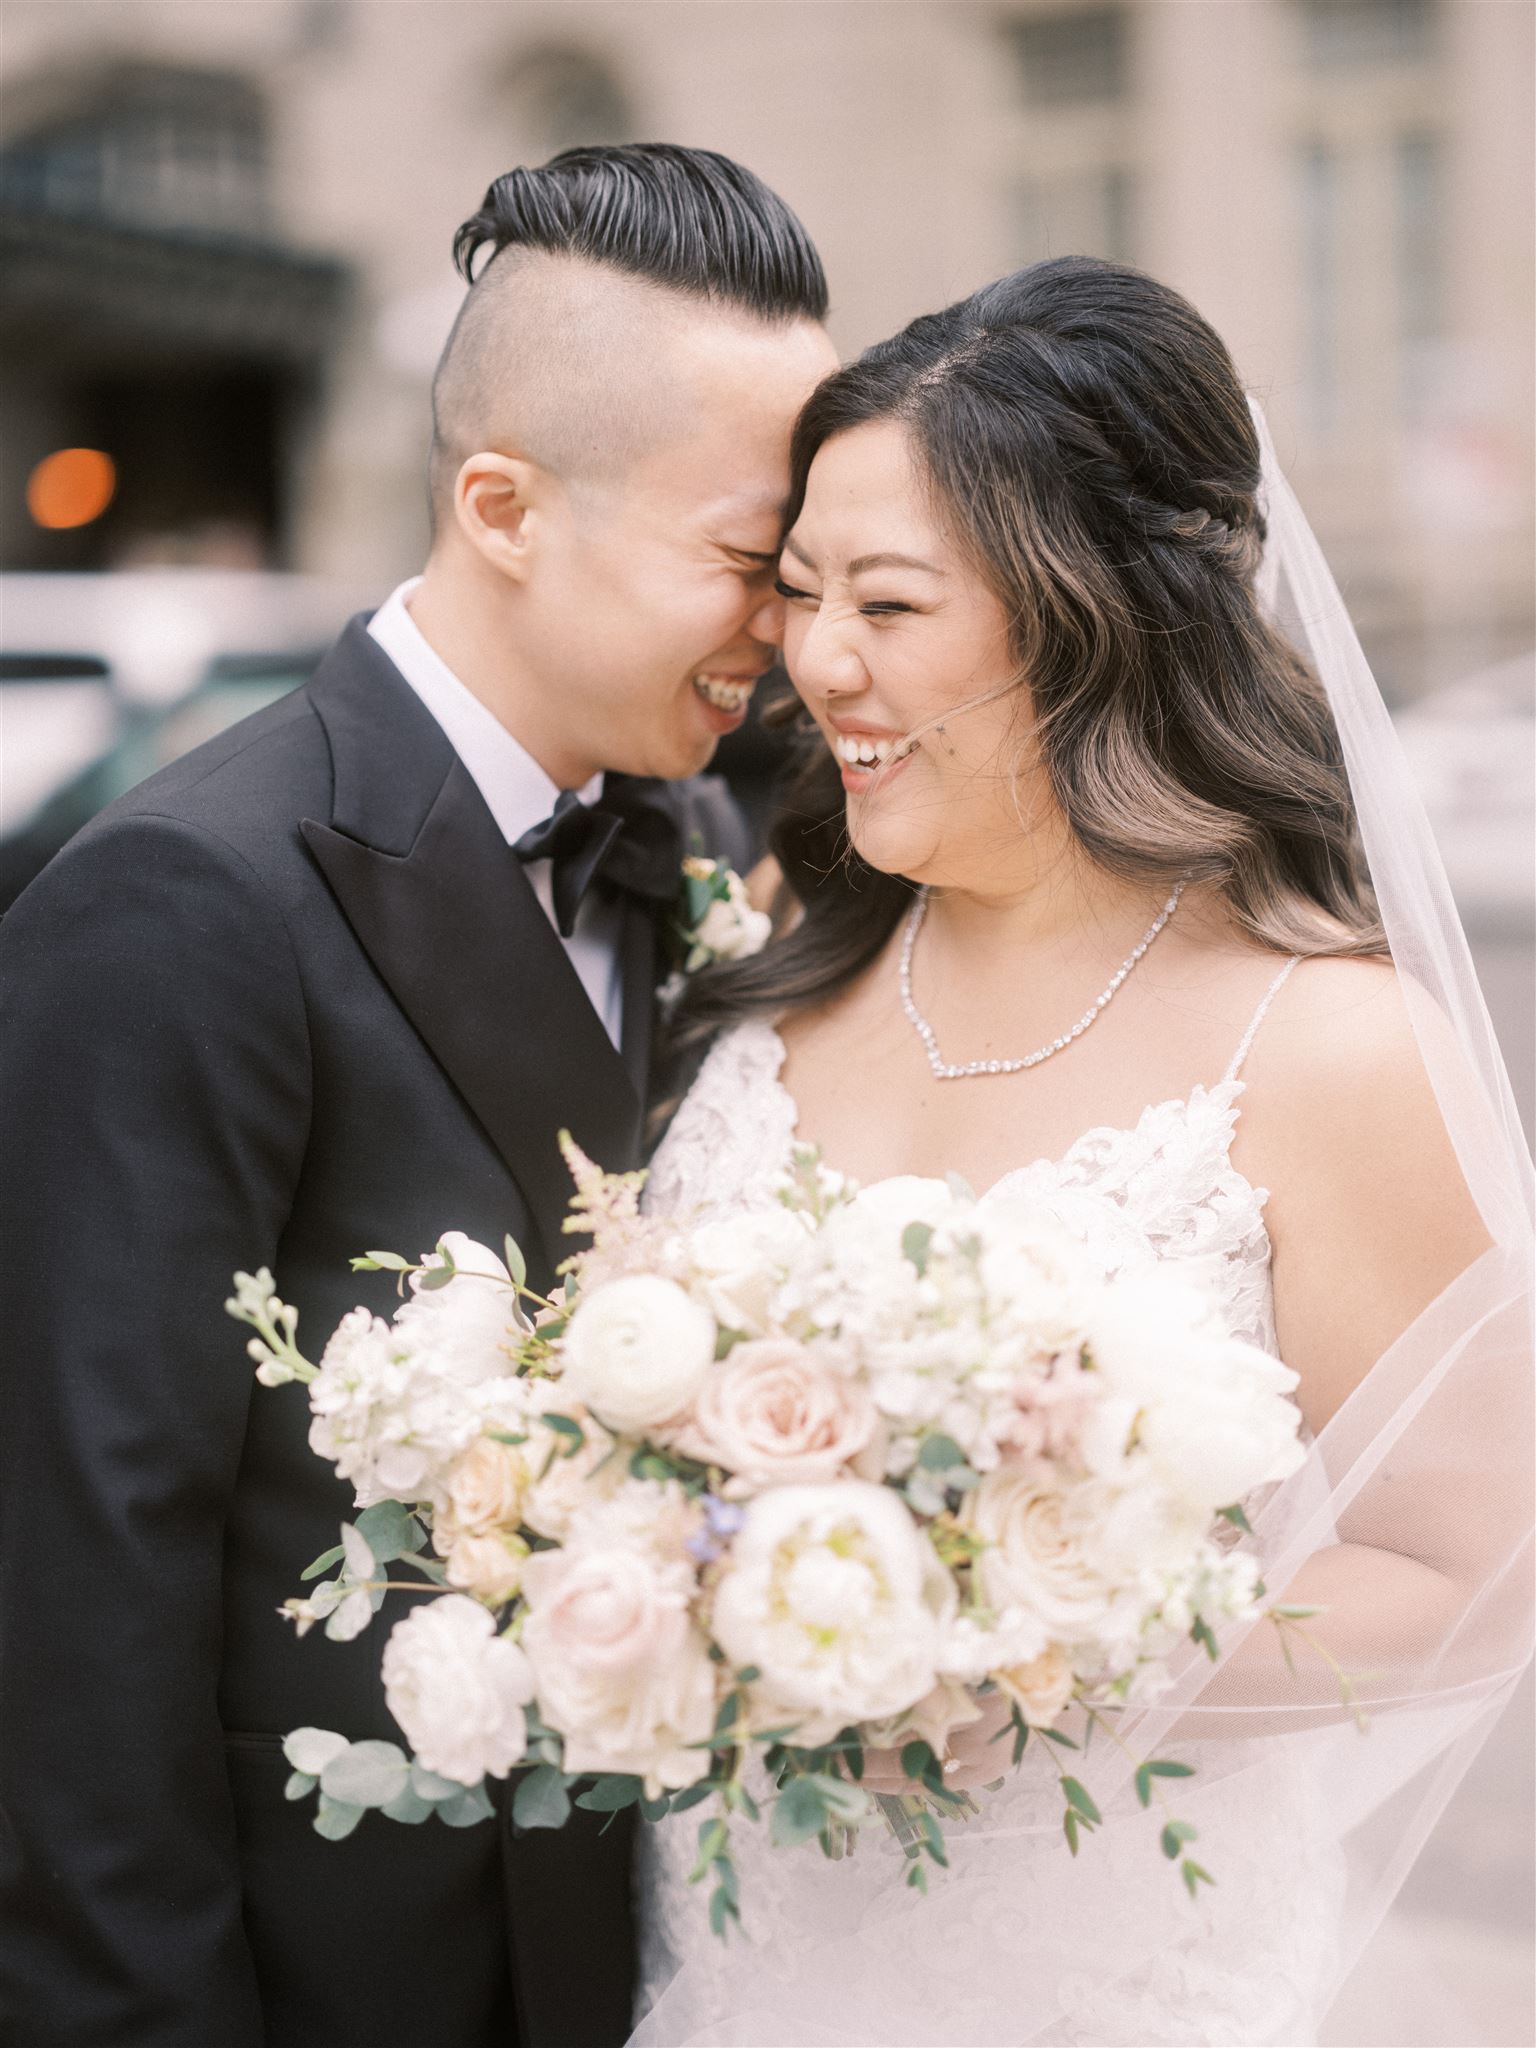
[229,1139,1309,1931]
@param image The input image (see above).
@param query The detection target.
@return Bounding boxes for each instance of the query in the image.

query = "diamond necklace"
[899,881,1187,1081]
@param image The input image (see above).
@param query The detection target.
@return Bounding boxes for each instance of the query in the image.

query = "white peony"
[521,1539,716,1792]
[711,1481,953,1743]
[381,1594,535,1784]
[560,1276,716,1435]
[394,1234,528,1385]
[1084,1270,1306,1510]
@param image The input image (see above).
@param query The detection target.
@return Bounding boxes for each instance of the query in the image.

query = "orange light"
[27,447,117,530]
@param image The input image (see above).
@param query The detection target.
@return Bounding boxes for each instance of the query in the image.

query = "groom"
[0,145,834,2048]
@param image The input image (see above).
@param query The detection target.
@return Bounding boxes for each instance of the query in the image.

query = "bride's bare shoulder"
[1242,950,1487,1261]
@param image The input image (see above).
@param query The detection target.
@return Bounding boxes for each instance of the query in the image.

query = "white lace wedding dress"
[630,962,1348,2048]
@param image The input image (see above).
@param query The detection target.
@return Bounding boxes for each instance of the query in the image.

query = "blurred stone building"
[2,0,1532,703]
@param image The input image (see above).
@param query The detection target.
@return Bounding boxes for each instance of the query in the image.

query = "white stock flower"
[381,1594,535,1784]
[711,1481,953,1743]
[561,1276,716,1435]
[521,1539,715,1792]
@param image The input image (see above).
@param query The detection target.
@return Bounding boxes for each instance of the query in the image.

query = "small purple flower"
[687,1495,745,1566]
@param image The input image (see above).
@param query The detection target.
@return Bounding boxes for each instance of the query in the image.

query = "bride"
[630,259,1532,2045]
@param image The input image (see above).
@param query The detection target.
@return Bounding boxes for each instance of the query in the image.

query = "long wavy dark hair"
[672,256,1383,1063]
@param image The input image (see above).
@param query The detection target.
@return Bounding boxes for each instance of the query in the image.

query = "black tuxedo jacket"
[0,620,748,2048]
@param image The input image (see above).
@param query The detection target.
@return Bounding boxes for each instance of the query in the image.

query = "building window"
[1003,6,1129,109]
[1299,141,1340,433]
[1297,0,1437,72]
[0,64,268,236]
[1395,129,1443,417]
[1016,166,1134,265]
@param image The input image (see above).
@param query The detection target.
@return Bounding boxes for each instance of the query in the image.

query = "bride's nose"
[784,604,869,704]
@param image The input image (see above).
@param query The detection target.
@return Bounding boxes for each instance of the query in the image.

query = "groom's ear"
[451,452,551,584]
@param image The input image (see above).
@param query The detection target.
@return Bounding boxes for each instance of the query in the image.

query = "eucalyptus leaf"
[438,1782,496,1828]
[418,1263,457,1293]
[410,1761,465,1804]
[770,1776,827,1849]
[324,1588,375,1642]
[901,1222,934,1274]
[284,1770,317,1803]
[313,1794,365,1841]
[319,1740,411,1810]
[381,1784,434,1824]
[299,1544,345,1583]
[917,1434,967,1473]
[353,1500,416,1565]
[503,1235,528,1290]
[574,1774,642,1813]
[513,1764,572,1830]
[1061,1777,1102,1826]
[361,1251,411,1272]
[282,1726,350,1777]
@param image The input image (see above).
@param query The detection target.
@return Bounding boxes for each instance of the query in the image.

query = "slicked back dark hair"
[452,143,827,321]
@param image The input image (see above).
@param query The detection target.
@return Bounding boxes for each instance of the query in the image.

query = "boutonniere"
[673,854,772,974]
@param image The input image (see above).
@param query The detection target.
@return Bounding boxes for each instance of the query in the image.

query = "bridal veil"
[630,403,1533,2048]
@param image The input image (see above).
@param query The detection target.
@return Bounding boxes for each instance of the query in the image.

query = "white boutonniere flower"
[675,854,771,974]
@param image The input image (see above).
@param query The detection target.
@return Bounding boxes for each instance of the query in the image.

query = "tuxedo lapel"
[618,897,662,1102]
[300,621,645,1262]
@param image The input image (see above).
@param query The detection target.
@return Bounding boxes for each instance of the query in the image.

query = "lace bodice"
[631,965,1349,2048]
[645,1013,1283,1356]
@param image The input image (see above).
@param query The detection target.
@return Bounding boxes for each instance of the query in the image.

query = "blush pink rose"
[673,1338,877,1492]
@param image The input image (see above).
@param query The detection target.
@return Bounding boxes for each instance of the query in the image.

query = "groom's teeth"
[693,675,753,713]
[834,734,909,769]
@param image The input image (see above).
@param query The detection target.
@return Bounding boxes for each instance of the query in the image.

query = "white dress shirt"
[367,579,625,1048]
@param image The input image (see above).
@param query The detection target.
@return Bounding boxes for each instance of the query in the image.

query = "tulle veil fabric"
[628,403,1534,2047]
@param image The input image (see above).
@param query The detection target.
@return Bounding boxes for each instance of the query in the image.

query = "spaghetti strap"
[1223,956,1302,1085]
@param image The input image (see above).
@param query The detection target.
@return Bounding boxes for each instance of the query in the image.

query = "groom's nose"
[745,582,787,648]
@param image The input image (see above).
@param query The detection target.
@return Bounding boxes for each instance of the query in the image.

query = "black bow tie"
[512,780,680,937]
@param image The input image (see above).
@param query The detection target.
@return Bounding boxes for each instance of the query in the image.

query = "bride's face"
[777,419,1033,888]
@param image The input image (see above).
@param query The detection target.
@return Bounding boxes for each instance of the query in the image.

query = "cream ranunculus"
[520,1546,716,1791]
[443,1529,527,1605]
[693,891,771,963]
[672,1338,876,1492]
[995,1643,1076,1727]
[711,1481,953,1743]
[381,1594,535,1784]
[436,1434,529,1537]
[965,1466,1128,1646]
[560,1276,716,1435]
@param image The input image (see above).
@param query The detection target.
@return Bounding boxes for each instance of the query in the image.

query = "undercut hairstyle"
[676,256,1385,1055]
[429,144,827,518]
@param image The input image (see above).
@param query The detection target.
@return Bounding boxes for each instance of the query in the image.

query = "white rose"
[965,1467,1127,1647]
[560,1276,716,1435]
[688,1208,809,1334]
[381,1594,535,1784]
[712,1481,953,1743]
[521,1546,716,1791]
[670,1338,876,1492]
[694,894,771,962]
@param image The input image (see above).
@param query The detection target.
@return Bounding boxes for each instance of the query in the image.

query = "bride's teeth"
[834,734,910,769]
[693,675,753,713]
